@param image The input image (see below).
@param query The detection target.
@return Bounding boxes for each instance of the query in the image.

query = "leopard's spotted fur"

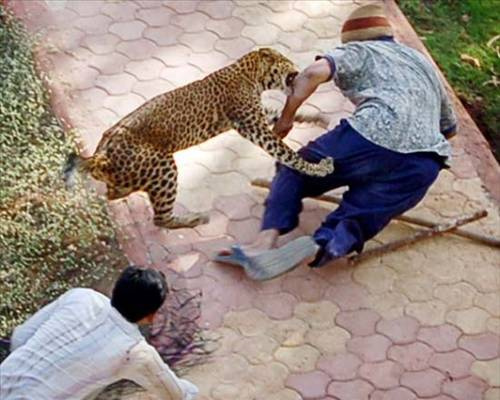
[67,48,333,229]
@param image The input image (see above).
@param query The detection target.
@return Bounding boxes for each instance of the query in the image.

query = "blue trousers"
[262,120,442,264]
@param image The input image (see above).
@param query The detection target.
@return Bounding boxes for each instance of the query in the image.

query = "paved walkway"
[9,1,500,399]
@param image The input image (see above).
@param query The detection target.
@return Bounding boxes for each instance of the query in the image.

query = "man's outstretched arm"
[274,58,333,138]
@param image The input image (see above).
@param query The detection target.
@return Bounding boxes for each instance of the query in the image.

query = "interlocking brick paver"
[266,318,308,347]
[232,4,268,26]
[359,361,404,390]
[459,332,500,360]
[347,334,392,362]
[211,382,254,400]
[286,370,331,399]
[132,78,174,100]
[103,92,144,117]
[434,282,477,310]
[400,369,445,397]
[369,292,409,319]
[170,12,210,33]
[205,17,245,39]
[227,218,261,244]
[327,379,374,400]
[163,0,198,14]
[95,72,137,95]
[353,265,397,295]
[282,275,328,303]
[215,353,250,384]
[388,342,434,371]
[197,0,234,19]
[253,292,297,320]
[417,324,462,352]
[324,282,369,311]
[294,301,338,330]
[86,52,129,75]
[471,358,500,386]
[143,25,183,47]
[136,6,173,27]
[462,263,499,293]
[406,299,448,326]
[75,87,108,111]
[116,39,157,60]
[304,16,343,38]
[336,309,381,337]
[241,23,280,45]
[178,31,219,53]
[224,309,272,337]
[188,51,230,73]
[486,320,500,338]
[370,388,416,400]
[442,375,489,400]
[429,349,474,379]
[266,9,307,32]
[249,362,290,395]
[317,353,361,381]
[233,334,278,364]
[306,327,350,355]
[485,388,500,400]
[294,0,333,18]
[268,389,302,400]
[67,0,103,17]
[83,33,120,55]
[475,292,500,317]
[12,0,500,398]
[125,59,164,81]
[74,14,112,35]
[446,307,491,334]
[376,316,420,344]
[274,344,321,373]
[160,64,203,87]
[154,44,191,67]
[101,1,138,21]
[278,30,318,52]
[214,37,255,59]
[109,20,146,41]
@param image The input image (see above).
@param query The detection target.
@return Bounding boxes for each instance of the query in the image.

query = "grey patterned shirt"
[323,39,456,165]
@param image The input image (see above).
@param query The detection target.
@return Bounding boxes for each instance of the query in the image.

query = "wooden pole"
[348,210,488,264]
[251,179,499,248]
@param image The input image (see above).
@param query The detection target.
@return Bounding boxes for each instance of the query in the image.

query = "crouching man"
[0,266,198,400]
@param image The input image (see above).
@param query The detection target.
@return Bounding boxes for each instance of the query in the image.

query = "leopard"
[64,48,333,229]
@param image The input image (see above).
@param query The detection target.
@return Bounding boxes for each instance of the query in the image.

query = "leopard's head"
[254,48,298,95]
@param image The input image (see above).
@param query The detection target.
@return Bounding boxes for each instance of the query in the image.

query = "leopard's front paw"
[312,156,334,177]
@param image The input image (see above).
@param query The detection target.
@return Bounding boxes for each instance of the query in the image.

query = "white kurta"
[0,288,198,400]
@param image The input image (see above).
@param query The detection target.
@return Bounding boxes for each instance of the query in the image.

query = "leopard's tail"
[62,152,108,189]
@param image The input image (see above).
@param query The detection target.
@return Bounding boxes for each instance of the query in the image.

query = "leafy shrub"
[0,6,127,337]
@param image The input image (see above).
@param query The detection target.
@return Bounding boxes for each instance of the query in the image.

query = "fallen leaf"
[482,75,499,87]
[487,34,500,48]
[460,53,481,68]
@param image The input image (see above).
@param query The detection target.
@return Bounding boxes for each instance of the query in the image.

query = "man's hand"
[273,116,294,138]
[274,58,332,139]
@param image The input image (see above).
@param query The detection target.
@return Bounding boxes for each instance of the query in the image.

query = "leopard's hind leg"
[145,153,209,229]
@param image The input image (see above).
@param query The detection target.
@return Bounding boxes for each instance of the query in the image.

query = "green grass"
[399,0,500,161]
[0,7,127,337]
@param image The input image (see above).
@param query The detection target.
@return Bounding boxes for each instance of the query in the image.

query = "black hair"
[111,265,168,323]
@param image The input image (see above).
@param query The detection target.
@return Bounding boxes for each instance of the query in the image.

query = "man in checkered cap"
[216,3,457,279]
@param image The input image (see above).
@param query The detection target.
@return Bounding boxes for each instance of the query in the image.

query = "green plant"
[0,6,127,336]
[399,0,500,160]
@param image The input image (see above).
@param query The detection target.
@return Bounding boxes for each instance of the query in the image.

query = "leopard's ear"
[258,47,277,61]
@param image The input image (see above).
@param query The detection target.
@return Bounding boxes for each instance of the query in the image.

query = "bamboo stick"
[348,210,488,264]
[251,179,499,248]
